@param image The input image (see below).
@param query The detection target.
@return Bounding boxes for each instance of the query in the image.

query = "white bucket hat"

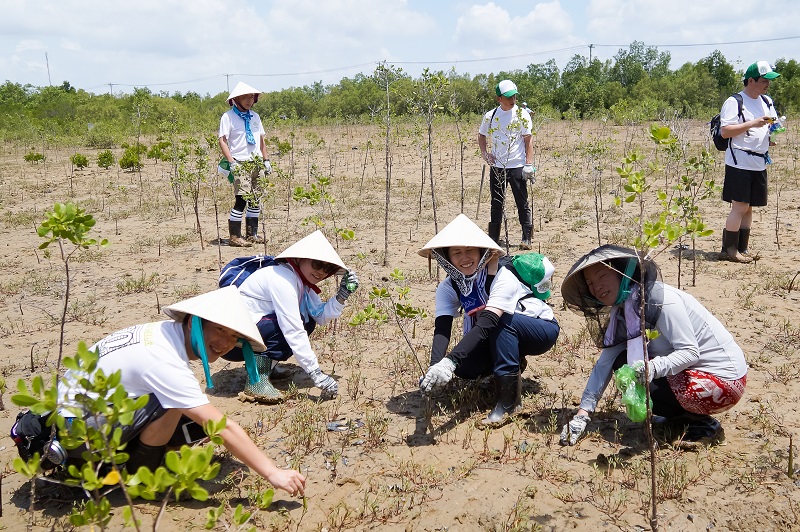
[227,81,262,106]
[276,230,347,274]
[418,214,505,259]
[163,286,266,352]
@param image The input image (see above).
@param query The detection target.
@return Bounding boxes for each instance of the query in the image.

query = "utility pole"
[589,44,594,63]
[108,83,114,96]
[225,74,230,93]
[45,52,52,86]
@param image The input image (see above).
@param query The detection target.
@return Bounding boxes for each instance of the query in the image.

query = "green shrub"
[119,146,144,171]
[147,140,173,162]
[85,131,115,149]
[24,152,45,164]
[97,150,115,169]
[70,153,89,169]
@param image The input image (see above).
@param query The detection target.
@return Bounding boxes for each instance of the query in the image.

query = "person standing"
[719,61,780,263]
[219,81,272,247]
[478,79,536,250]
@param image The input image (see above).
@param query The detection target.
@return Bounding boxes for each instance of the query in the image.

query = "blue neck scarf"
[232,105,256,145]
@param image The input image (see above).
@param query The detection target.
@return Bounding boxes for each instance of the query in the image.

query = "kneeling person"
[57,286,306,496]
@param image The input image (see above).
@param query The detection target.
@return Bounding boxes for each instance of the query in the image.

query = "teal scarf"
[190,316,260,388]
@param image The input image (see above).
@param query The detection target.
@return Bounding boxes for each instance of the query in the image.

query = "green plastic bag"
[217,158,235,183]
[614,364,652,422]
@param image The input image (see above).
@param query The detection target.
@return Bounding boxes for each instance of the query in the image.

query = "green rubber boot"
[240,356,284,404]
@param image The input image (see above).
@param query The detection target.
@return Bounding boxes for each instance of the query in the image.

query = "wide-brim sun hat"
[163,286,267,352]
[560,244,642,310]
[418,214,505,259]
[276,230,347,275]
[743,61,780,82]
[227,81,262,105]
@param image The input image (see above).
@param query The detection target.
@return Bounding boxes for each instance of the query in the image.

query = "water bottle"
[770,116,786,142]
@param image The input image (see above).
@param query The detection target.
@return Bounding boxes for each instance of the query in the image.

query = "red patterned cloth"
[666,369,747,415]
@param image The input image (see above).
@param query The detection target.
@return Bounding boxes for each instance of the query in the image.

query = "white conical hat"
[227,82,262,105]
[275,230,347,274]
[418,214,505,259]
[163,286,266,352]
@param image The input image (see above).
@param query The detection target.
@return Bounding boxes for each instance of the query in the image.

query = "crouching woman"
[418,214,560,425]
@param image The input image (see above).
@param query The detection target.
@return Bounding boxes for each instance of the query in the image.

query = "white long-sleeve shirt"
[238,262,344,374]
[579,283,747,412]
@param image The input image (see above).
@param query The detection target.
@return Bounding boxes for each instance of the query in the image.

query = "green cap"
[743,61,780,81]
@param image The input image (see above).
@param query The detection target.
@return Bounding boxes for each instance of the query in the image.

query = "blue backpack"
[219,255,277,288]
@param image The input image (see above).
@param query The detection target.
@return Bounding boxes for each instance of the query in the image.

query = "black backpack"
[710,93,773,163]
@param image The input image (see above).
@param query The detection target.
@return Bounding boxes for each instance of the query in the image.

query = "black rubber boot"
[228,220,252,248]
[126,440,166,472]
[488,223,502,245]
[520,224,532,250]
[245,217,265,244]
[719,229,750,263]
[737,228,751,255]
[481,373,521,426]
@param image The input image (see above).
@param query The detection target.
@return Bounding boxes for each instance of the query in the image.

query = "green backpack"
[500,252,553,301]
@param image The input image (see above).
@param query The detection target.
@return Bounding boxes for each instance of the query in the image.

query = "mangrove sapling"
[408,68,450,234]
[372,62,405,266]
[37,202,108,368]
[176,137,210,249]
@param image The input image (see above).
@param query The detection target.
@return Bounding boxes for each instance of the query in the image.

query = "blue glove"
[309,369,338,399]
[336,270,359,301]
[263,160,273,175]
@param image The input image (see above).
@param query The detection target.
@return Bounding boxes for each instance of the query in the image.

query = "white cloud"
[15,40,46,53]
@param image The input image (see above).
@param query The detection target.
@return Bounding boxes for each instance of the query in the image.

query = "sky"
[2,0,799,97]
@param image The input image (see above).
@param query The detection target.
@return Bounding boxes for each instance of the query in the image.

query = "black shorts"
[722,165,768,207]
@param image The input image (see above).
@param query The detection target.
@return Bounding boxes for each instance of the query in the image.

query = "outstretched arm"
[182,403,306,496]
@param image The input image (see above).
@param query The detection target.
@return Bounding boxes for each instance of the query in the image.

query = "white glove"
[559,413,590,446]
[630,360,654,385]
[263,160,273,175]
[309,369,338,399]
[419,358,456,394]
[522,164,536,183]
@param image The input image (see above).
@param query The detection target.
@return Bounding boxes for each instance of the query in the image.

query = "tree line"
[1,42,798,148]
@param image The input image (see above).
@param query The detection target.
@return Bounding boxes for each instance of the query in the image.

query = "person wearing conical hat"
[417,214,559,426]
[53,287,306,496]
[558,245,747,448]
[219,81,271,247]
[223,230,359,403]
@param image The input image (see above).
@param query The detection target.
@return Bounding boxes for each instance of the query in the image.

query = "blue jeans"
[454,314,559,379]
[222,314,316,362]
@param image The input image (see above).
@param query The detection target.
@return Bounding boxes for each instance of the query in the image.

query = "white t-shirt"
[478,105,532,169]
[218,108,266,161]
[238,262,344,374]
[435,267,555,333]
[579,283,747,412]
[721,91,776,171]
[60,321,210,416]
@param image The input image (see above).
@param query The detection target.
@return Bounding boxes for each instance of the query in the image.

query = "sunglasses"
[310,259,338,275]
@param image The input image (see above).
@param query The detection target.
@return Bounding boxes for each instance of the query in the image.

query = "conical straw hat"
[275,230,347,274]
[560,245,640,309]
[418,214,505,259]
[227,82,262,105]
[163,286,266,352]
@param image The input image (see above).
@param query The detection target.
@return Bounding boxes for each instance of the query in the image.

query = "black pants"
[489,166,532,228]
